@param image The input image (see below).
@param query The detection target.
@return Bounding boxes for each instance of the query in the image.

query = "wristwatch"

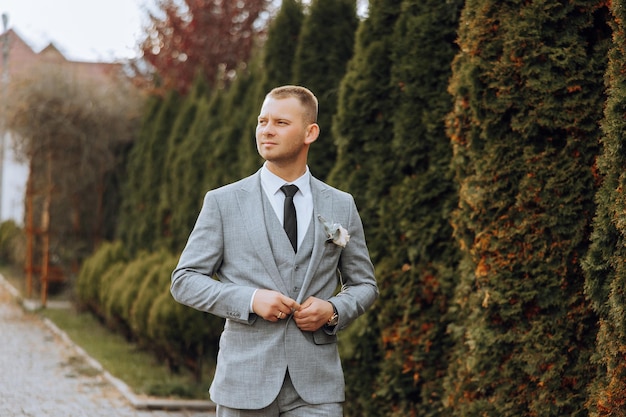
[327,304,339,327]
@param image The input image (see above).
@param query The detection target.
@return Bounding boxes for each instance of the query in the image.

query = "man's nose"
[261,122,275,135]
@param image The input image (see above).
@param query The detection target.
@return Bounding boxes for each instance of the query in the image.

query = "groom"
[171,85,378,416]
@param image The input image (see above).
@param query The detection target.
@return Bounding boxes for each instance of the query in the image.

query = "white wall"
[1,132,27,225]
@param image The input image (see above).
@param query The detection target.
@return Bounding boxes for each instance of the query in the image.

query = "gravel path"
[0,280,215,417]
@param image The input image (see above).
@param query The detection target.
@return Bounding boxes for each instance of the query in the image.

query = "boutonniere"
[318,215,350,247]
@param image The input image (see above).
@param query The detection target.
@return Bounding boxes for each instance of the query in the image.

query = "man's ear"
[305,123,320,145]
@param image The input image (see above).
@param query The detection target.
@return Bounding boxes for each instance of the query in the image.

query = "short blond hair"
[266,85,318,124]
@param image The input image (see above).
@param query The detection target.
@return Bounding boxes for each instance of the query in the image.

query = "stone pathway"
[0,280,215,417]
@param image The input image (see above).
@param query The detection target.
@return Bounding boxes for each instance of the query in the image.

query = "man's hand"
[252,289,300,322]
[293,297,334,331]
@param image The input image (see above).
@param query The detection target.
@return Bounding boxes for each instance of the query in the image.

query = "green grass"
[39,307,213,399]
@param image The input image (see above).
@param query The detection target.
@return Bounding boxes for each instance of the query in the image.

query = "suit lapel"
[296,177,333,304]
[236,172,289,294]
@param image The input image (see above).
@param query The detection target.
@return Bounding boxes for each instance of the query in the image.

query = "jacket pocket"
[313,329,337,345]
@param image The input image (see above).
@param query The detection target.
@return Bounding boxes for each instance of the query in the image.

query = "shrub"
[97,261,128,328]
[0,220,25,267]
[147,284,222,379]
[103,250,165,335]
[75,241,128,311]
[129,253,176,345]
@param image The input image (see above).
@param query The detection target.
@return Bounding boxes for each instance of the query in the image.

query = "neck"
[265,162,307,182]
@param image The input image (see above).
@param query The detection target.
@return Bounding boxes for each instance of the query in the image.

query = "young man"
[171,85,378,416]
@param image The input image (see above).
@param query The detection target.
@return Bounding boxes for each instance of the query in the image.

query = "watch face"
[328,313,339,326]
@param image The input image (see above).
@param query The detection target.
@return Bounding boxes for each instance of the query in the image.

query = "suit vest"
[261,190,315,299]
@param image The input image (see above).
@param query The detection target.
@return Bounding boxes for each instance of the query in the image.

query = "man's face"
[256,96,316,166]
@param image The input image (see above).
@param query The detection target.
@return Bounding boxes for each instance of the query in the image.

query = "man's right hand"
[252,289,300,322]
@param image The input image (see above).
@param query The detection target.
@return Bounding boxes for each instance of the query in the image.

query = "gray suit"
[171,170,378,410]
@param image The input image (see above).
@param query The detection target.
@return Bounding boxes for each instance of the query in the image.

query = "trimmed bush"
[103,250,165,335]
[75,241,128,311]
[147,286,221,378]
[129,255,175,345]
[0,220,25,267]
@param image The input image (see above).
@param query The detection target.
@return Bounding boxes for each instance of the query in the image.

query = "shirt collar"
[261,162,311,196]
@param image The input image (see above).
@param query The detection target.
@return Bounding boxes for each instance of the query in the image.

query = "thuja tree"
[328,1,402,416]
[444,1,610,416]
[370,1,463,416]
[203,68,260,188]
[117,90,180,254]
[168,90,226,252]
[114,95,161,250]
[258,0,304,89]
[582,1,626,415]
[158,75,209,249]
[328,0,402,262]
[291,0,358,180]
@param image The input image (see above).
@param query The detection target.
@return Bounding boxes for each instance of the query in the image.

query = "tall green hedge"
[583,0,626,414]
[443,1,610,415]
[329,1,403,416]
[166,90,224,252]
[369,1,463,416]
[328,0,402,263]
[158,75,209,250]
[291,0,358,180]
[259,0,304,90]
[117,91,181,254]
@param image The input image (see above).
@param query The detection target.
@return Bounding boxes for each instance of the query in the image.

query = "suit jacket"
[171,169,378,409]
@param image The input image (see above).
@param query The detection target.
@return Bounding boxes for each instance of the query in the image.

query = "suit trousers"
[215,370,343,417]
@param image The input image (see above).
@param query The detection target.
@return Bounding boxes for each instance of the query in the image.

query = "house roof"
[0,28,123,84]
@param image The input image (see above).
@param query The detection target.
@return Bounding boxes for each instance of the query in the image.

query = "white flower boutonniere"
[318,215,350,248]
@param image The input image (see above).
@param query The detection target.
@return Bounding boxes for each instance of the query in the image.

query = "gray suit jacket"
[171,170,378,409]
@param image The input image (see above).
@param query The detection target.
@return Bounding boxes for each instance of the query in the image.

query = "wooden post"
[40,148,52,308]
[24,163,34,298]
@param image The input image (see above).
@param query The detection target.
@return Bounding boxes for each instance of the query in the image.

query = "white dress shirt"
[260,162,313,250]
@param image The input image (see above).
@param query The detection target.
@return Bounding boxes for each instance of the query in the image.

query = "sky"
[1,0,149,63]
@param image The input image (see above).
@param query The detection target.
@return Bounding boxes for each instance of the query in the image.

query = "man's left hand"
[293,297,334,331]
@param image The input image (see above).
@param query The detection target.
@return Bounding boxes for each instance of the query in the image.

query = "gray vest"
[261,190,315,299]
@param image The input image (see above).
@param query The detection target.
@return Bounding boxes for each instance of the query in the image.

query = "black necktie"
[280,184,299,252]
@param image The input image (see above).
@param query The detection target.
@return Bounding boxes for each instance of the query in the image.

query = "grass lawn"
[40,307,213,399]
[1,265,213,400]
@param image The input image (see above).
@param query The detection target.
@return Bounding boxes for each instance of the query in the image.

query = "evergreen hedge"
[291,0,358,180]
[329,1,403,415]
[443,1,610,415]
[76,241,128,313]
[0,220,25,267]
[76,243,221,378]
[368,1,464,416]
[583,0,626,414]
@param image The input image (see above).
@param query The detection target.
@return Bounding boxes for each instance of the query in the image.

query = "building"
[0,27,122,225]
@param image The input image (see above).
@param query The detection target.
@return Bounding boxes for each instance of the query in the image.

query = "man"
[171,85,378,416]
